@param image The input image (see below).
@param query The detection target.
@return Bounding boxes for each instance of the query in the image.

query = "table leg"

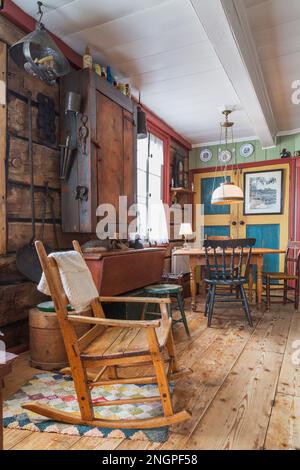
[190,262,197,312]
[256,256,264,309]
[248,265,254,304]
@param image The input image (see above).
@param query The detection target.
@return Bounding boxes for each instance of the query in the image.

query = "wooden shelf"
[170,187,196,195]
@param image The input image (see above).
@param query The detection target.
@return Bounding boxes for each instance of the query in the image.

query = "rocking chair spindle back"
[21,240,192,429]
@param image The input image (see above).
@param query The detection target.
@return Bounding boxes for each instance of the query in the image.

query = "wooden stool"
[143,284,190,336]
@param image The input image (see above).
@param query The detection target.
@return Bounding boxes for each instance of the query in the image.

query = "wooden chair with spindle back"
[21,240,192,430]
[203,236,232,294]
[264,240,300,310]
[203,238,256,327]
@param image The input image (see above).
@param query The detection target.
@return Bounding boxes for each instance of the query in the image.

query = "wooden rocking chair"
[22,240,192,429]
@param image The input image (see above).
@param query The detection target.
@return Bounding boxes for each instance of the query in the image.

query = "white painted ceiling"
[244,0,300,135]
[11,0,300,144]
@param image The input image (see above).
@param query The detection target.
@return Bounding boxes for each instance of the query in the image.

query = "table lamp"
[179,223,193,249]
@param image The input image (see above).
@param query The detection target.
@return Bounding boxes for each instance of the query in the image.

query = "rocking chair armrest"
[99,296,171,305]
[68,314,161,329]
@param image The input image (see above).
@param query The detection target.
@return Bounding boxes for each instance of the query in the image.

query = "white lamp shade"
[179,223,193,236]
[211,182,244,205]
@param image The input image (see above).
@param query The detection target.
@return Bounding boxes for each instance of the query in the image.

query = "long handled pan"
[16,92,53,283]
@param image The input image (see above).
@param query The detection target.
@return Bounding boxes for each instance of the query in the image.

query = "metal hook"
[37,1,44,25]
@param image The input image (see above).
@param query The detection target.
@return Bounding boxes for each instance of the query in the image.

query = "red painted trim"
[147,121,170,205]
[289,159,296,241]
[295,159,300,241]
[0,0,82,68]
[137,101,191,150]
[191,156,300,241]
[190,157,294,177]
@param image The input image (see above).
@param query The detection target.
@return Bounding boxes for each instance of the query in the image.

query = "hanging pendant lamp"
[9,1,70,86]
[137,92,148,139]
[211,110,244,205]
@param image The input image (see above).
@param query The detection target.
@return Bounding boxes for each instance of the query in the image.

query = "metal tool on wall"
[41,181,59,249]
[60,134,73,180]
[16,92,52,283]
[78,115,89,156]
[60,91,81,180]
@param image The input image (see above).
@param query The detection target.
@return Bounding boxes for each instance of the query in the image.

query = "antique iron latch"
[75,185,88,201]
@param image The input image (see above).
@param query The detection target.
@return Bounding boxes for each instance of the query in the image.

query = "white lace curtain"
[136,133,169,244]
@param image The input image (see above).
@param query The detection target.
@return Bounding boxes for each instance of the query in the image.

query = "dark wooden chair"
[264,240,300,310]
[203,238,256,327]
[203,236,232,293]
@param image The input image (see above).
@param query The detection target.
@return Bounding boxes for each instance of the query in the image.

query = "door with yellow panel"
[194,169,241,244]
[238,163,289,275]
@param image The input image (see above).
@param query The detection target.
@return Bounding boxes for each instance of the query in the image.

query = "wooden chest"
[84,248,166,296]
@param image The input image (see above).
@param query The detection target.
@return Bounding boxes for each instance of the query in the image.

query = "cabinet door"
[123,109,136,209]
[96,92,123,211]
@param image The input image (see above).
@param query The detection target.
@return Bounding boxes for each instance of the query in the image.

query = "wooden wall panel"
[0,282,46,327]
[0,41,7,255]
[7,135,60,188]
[7,184,60,220]
[7,222,92,253]
[0,16,23,46]
[0,254,25,283]
[7,94,59,146]
[0,18,93,347]
[8,55,60,111]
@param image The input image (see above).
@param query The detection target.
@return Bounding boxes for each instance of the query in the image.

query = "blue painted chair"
[142,284,190,336]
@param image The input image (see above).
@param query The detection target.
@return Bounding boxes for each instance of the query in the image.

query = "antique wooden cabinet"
[60,69,137,233]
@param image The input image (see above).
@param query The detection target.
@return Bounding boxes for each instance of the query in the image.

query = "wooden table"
[0,362,12,450]
[175,248,285,311]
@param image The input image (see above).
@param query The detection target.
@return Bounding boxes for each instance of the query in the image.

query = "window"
[136,133,168,244]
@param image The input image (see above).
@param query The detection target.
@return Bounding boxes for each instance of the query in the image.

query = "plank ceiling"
[11,0,300,144]
[244,0,300,135]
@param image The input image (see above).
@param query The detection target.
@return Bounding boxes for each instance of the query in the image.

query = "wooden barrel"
[29,302,90,370]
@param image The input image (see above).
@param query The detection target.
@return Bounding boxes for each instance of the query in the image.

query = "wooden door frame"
[0,40,6,255]
[190,157,299,241]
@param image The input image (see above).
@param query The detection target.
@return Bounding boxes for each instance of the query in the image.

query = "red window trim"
[142,106,191,206]
[290,157,300,241]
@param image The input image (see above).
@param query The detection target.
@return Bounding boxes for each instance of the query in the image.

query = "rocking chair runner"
[22,240,192,429]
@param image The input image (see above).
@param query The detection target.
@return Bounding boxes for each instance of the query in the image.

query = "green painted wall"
[189,133,300,170]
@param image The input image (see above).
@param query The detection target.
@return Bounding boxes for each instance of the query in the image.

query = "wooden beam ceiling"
[190,0,278,148]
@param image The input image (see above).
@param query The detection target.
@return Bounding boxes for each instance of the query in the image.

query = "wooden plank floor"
[3,298,300,450]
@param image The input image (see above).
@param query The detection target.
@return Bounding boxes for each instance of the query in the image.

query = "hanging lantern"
[211,182,244,205]
[137,92,148,139]
[9,1,70,86]
[211,109,244,205]
[137,106,148,139]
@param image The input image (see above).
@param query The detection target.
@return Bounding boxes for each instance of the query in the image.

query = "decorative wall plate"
[240,143,255,158]
[200,148,212,163]
[218,150,232,163]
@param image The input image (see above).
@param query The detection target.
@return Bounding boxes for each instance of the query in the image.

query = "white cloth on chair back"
[38,250,99,311]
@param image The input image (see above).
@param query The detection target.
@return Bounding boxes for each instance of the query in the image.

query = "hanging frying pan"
[16,92,52,283]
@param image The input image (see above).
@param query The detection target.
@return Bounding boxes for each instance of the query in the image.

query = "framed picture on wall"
[244,169,283,215]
